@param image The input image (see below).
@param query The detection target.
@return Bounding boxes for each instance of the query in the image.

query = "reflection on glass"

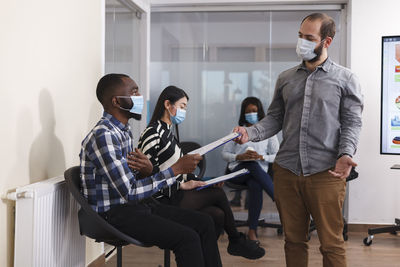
[151,10,342,176]
[105,0,142,145]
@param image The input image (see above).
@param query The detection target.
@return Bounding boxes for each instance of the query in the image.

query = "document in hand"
[188,132,240,156]
[196,168,249,190]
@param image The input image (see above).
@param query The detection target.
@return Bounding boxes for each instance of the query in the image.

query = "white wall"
[348,0,400,224]
[0,0,104,266]
[0,1,398,266]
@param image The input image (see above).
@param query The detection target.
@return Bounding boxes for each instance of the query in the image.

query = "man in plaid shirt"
[80,74,222,267]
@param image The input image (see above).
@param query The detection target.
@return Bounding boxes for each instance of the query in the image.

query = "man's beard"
[307,41,324,63]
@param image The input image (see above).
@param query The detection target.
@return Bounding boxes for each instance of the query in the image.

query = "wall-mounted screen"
[381,36,400,154]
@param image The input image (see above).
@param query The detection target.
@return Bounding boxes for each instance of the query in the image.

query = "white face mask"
[296,38,317,61]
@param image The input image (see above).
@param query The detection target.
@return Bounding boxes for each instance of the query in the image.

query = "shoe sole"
[227,249,265,260]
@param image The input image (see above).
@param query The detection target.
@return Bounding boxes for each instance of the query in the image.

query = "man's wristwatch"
[337,153,352,159]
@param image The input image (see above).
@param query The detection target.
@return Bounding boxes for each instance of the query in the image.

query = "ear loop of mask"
[115,95,144,114]
[115,96,132,111]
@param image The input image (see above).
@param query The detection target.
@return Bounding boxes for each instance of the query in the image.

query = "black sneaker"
[227,233,265,260]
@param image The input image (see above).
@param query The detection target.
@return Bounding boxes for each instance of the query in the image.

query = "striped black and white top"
[138,120,183,178]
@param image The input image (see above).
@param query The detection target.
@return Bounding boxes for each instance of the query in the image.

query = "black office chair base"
[105,246,170,267]
[363,218,400,246]
[234,216,283,235]
[259,221,283,235]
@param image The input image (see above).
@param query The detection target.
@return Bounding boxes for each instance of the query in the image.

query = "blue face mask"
[245,112,258,124]
[171,108,186,125]
[117,95,144,115]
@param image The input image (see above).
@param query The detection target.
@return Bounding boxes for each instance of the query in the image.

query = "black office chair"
[224,163,283,235]
[363,165,398,245]
[363,219,400,246]
[64,166,170,267]
[180,141,206,178]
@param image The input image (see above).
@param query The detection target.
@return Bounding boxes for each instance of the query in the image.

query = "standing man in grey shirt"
[234,13,363,267]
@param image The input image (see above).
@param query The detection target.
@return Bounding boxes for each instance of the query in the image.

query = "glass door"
[105,0,150,146]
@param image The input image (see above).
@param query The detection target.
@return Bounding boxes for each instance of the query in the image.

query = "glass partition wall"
[150,9,344,177]
[105,0,146,146]
[106,1,141,80]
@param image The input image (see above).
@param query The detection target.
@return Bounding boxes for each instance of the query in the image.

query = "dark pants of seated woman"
[230,161,274,230]
[180,187,241,239]
[159,187,241,240]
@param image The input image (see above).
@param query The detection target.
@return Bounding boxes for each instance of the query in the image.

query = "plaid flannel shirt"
[79,111,177,213]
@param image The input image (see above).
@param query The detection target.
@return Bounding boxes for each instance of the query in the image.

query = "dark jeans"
[103,202,222,267]
[178,187,240,240]
[159,187,240,240]
[230,161,274,230]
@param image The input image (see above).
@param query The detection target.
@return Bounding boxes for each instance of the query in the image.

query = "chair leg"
[164,249,170,267]
[117,246,122,267]
[343,217,348,241]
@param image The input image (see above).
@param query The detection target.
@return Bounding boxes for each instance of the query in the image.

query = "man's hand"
[329,155,357,179]
[180,180,207,190]
[127,148,153,178]
[171,154,202,175]
[236,150,263,161]
[233,126,249,144]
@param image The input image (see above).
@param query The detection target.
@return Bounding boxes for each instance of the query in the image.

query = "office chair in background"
[180,141,206,178]
[363,219,400,246]
[362,162,398,245]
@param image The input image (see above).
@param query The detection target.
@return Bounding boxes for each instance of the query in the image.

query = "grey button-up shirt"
[246,58,363,176]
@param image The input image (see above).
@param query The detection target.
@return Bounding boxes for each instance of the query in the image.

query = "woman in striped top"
[137,86,265,260]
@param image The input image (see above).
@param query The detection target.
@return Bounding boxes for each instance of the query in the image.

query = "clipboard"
[188,132,240,156]
[196,168,249,190]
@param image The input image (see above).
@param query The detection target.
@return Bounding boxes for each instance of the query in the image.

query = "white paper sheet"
[196,168,249,190]
[188,132,240,156]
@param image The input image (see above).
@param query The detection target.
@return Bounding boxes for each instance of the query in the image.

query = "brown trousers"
[273,163,347,267]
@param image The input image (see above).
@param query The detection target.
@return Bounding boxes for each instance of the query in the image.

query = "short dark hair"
[302,13,336,40]
[149,85,189,125]
[238,97,265,126]
[96,73,129,106]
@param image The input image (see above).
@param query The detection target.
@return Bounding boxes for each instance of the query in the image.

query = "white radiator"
[7,176,85,267]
